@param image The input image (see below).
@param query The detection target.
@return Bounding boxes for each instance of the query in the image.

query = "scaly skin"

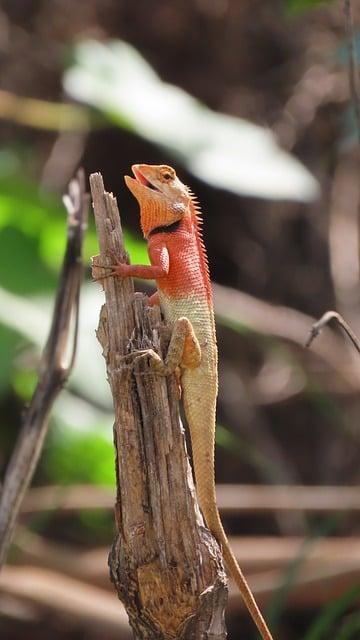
[106,163,273,640]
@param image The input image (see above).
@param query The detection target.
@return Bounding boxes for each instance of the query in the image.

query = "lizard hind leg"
[136,317,201,376]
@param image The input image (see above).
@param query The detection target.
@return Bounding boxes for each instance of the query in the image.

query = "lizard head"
[124,164,191,237]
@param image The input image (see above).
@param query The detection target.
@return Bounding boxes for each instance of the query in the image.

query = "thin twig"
[0,170,89,568]
[214,283,360,391]
[306,310,360,355]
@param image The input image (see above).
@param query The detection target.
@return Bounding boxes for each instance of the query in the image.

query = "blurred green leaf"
[0,174,67,291]
[268,515,341,631]
[285,0,330,13]
[123,228,149,264]
[0,286,49,345]
[0,323,22,395]
[12,368,37,401]
[0,149,20,176]
[0,283,112,408]
[304,584,360,640]
[0,175,63,232]
[335,612,360,640]
[64,40,319,202]
[0,226,56,294]
[0,286,50,398]
[45,428,114,486]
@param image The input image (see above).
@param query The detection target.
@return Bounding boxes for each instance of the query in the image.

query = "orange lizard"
[101,163,273,640]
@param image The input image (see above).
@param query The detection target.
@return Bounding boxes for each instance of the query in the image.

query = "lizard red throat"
[101,163,274,640]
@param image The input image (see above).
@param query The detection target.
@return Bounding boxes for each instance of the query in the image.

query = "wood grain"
[90,172,228,640]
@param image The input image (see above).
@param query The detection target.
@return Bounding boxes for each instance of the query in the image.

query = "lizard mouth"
[131,165,161,193]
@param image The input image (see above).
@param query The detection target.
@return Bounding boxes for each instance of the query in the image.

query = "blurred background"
[1,0,360,638]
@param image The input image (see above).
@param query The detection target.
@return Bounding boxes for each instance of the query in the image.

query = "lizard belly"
[158,291,218,444]
[158,292,217,376]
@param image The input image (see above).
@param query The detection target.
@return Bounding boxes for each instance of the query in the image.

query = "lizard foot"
[119,349,172,376]
[133,349,170,375]
[92,255,129,281]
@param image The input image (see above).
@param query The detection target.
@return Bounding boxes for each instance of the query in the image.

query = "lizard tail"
[211,509,274,640]
[195,457,274,640]
[182,370,274,639]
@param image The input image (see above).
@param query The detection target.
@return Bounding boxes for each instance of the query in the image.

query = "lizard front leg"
[93,243,170,282]
[92,250,201,372]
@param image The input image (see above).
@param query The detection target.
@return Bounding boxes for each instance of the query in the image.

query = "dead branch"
[306,310,360,355]
[90,172,228,640]
[213,283,360,391]
[0,170,89,568]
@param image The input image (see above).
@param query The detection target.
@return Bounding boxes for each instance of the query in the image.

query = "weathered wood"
[90,173,227,640]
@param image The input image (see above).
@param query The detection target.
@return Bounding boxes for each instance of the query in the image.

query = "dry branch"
[306,310,360,355]
[0,170,89,568]
[90,173,227,640]
[213,283,360,391]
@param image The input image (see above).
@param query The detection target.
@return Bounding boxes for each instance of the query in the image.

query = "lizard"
[99,163,274,640]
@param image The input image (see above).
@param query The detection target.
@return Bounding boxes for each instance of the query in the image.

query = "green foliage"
[64,39,319,202]
[0,176,63,292]
[124,228,149,264]
[267,515,342,631]
[0,323,22,394]
[0,172,59,398]
[0,226,56,294]
[335,612,360,640]
[45,429,115,487]
[12,368,37,401]
[304,584,360,640]
[285,0,331,13]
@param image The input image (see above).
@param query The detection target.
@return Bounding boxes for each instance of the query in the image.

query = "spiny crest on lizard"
[124,164,212,301]
[98,162,274,640]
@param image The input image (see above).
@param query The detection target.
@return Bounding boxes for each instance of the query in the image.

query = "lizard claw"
[119,349,167,375]
[92,268,117,282]
[92,256,130,281]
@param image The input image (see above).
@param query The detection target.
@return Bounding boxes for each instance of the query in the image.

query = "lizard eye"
[162,172,173,181]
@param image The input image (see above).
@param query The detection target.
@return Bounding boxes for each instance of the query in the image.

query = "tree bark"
[90,172,227,639]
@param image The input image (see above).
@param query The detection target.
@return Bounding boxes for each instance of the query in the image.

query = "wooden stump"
[90,173,227,640]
